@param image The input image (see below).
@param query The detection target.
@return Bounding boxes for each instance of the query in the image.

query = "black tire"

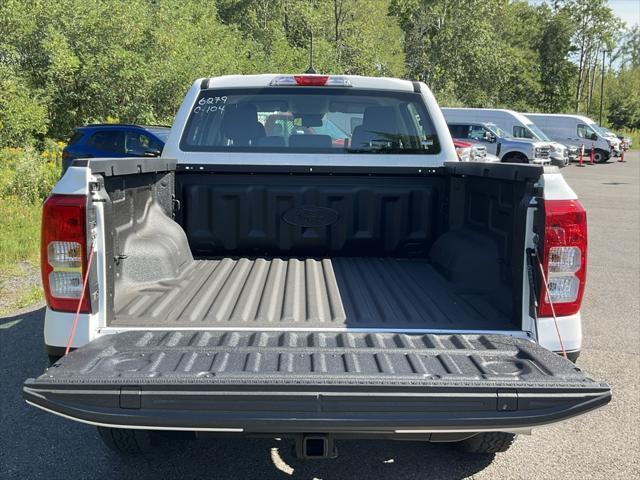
[97,427,153,454]
[501,153,528,164]
[454,432,516,454]
[593,149,609,163]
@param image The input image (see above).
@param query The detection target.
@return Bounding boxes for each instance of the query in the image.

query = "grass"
[0,196,41,272]
[0,196,43,315]
[8,285,43,313]
[0,143,61,315]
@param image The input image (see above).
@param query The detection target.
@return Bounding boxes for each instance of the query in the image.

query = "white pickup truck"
[24,74,610,458]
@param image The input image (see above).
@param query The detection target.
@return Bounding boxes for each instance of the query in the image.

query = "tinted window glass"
[485,123,508,137]
[577,124,596,139]
[526,123,550,141]
[513,126,534,139]
[148,136,163,151]
[146,128,169,142]
[468,125,487,140]
[68,131,84,145]
[125,132,162,155]
[181,88,440,154]
[448,124,469,138]
[87,131,124,154]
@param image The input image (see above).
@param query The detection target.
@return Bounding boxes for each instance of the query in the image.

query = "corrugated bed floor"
[113,257,513,330]
[42,331,586,384]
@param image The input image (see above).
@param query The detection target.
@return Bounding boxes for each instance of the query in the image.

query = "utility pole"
[599,50,606,125]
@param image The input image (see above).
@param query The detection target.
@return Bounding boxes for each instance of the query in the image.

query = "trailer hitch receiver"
[295,435,338,459]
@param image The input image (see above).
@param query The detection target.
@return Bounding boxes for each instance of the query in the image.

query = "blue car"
[62,124,170,173]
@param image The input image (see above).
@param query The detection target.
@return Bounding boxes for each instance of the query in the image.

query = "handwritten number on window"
[193,96,227,114]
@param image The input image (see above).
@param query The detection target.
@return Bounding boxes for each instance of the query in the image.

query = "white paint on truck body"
[51,166,91,196]
[540,167,578,200]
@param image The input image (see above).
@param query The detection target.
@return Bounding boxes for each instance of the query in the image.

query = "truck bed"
[113,257,514,331]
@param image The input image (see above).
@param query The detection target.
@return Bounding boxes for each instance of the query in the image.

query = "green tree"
[145,0,253,122]
[615,26,640,69]
[537,7,577,112]
[602,68,640,129]
[0,0,251,139]
[493,1,545,111]
[390,0,517,106]
[558,0,622,113]
[218,0,405,76]
[1,0,639,146]
[0,66,49,147]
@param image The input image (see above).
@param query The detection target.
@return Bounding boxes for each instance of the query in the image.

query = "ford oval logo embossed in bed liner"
[282,205,339,228]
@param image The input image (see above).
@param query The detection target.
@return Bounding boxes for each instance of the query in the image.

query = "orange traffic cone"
[619,150,626,163]
[578,145,585,167]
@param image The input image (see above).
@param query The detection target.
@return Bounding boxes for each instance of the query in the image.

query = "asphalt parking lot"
[1,153,638,479]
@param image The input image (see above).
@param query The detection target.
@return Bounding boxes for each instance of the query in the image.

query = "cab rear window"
[180,88,440,154]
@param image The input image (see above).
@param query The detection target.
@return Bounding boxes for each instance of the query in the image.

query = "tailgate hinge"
[496,389,518,412]
[119,386,142,409]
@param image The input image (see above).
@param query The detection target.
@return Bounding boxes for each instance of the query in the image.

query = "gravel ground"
[0,261,40,313]
[1,153,638,479]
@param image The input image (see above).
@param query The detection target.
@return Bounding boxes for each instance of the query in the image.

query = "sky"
[529,0,639,27]
[608,0,640,27]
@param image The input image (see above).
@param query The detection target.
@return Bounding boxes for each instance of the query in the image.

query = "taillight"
[538,199,587,317]
[41,194,90,313]
[293,75,329,86]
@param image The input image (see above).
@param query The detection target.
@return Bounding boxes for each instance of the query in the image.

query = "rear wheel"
[454,432,516,454]
[97,427,153,454]
[593,149,609,163]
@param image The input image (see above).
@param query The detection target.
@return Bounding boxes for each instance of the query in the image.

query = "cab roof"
[78,124,171,131]
[200,74,417,92]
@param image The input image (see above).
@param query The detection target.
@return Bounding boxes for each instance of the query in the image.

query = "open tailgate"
[24,331,610,434]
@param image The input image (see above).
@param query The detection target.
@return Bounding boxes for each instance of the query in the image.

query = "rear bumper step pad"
[24,331,610,433]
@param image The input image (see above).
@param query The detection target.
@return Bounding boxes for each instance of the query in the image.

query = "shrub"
[0,145,61,204]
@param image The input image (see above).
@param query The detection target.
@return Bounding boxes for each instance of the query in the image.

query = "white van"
[442,108,569,166]
[524,113,620,163]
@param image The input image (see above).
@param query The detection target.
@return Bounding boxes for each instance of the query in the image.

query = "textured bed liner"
[33,331,589,385]
[24,330,611,433]
[113,257,513,330]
